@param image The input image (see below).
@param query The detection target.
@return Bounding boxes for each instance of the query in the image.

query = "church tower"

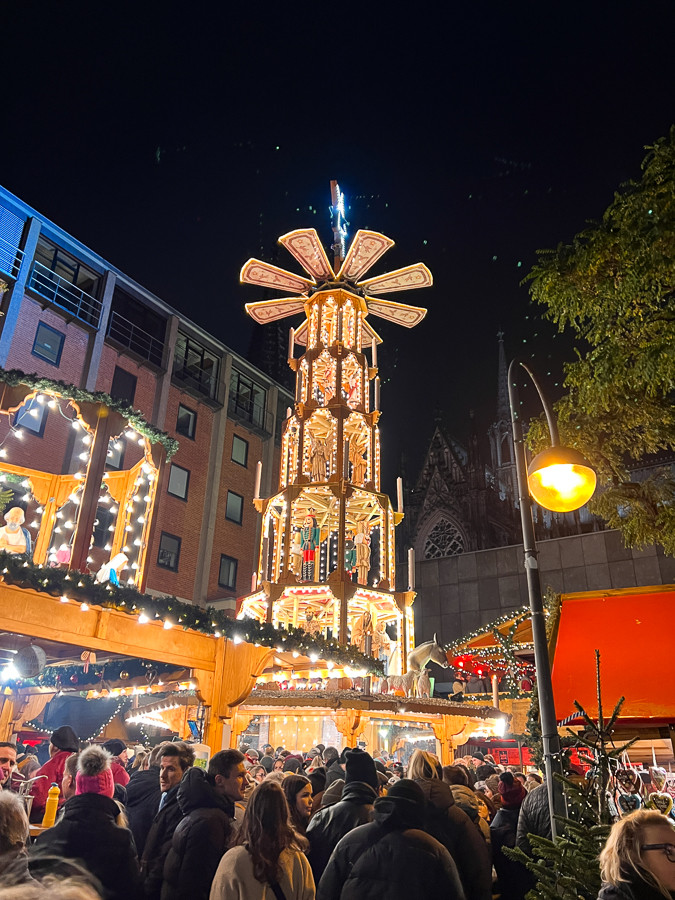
[488,332,518,501]
[236,213,432,675]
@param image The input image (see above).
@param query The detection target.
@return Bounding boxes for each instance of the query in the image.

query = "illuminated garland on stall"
[0,369,179,459]
[0,551,384,674]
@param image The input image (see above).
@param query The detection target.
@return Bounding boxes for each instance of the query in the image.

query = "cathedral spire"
[496,330,509,422]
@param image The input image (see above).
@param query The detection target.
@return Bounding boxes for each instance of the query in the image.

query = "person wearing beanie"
[33,745,142,900]
[102,739,130,788]
[323,746,343,788]
[490,772,530,900]
[317,778,464,900]
[29,725,79,823]
[408,748,492,900]
[307,749,378,882]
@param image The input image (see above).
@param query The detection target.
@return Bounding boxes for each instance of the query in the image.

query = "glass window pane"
[158,532,181,570]
[176,405,196,438]
[32,322,65,366]
[232,435,248,466]
[226,491,243,524]
[219,554,237,589]
[168,464,190,500]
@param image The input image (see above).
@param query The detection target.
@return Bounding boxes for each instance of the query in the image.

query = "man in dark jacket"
[515,779,562,857]
[160,749,245,900]
[317,778,465,900]
[33,745,142,900]
[307,747,378,882]
[140,742,194,900]
[323,746,346,788]
[127,742,168,857]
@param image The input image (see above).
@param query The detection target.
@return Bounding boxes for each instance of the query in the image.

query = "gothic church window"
[423,517,464,559]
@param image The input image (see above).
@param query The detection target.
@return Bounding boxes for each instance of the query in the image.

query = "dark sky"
[3,2,674,489]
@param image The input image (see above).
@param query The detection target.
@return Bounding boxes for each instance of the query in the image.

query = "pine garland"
[0,551,384,674]
[0,368,179,459]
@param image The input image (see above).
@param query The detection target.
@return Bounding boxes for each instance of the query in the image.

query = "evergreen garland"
[0,368,179,459]
[0,550,384,674]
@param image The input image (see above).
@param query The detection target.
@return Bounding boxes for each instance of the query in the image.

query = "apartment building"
[0,186,292,611]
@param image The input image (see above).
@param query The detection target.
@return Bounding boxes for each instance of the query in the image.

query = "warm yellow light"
[527,446,596,513]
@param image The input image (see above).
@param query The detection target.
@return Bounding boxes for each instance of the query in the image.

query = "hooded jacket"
[307,781,376,881]
[161,767,236,900]
[29,749,72,822]
[413,777,492,900]
[449,784,491,844]
[126,766,163,857]
[317,792,465,900]
[32,793,142,900]
[324,759,345,788]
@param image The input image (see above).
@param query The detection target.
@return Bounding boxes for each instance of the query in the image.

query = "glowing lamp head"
[527,446,596,513]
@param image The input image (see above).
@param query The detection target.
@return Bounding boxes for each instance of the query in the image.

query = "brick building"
[0,185,292,612]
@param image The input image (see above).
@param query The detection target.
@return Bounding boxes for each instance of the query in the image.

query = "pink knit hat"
[76,745,115,798]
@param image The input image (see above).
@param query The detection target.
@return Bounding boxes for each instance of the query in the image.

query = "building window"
[32,322,65,367]
[13,397,47,437]
[218,554,238,590]
[106,437,125,470]
[30,237,102,327]
[167,464,190,500]
[225,491,243,524]
[423,517,465,559]
[229,371,267,429]
[110,366,137,405]
[232,435,248,467]
[157,532,181,570]
[173,333,220,399]
[176,404,197,439]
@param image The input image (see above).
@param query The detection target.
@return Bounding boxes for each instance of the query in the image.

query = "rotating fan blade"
[336,230,395,282]
[240,258,314,293]
[279,229,335,280]
[358,262,433,294]
[245,298,307,324]
[293,320,309,346]
[360,318,383,346]
[365,297,427,328]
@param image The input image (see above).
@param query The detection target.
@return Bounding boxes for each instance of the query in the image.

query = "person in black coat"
[490,772,530,900]
[32,745,142,900]
[307,748,378,881]
[323,747,345,788]
[161,749,245,900]
[408,749,492,900]
[140,742,194,900]
[126,743,167,857]
[317,778,465,900]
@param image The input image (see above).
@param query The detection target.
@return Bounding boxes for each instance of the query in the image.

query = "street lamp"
[508,359,596,838]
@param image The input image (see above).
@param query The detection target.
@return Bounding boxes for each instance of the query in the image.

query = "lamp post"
[508,359,596,838]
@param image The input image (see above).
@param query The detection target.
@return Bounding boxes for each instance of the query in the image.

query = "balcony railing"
[172,362,218,400]
[0,236,23,280]
[107,311,165,367]
[227,393,274,435]
[28,260,102,328]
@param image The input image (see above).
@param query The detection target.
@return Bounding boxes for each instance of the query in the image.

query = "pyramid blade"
[360,319,383,345]
[358,263,433,294]
[294,319,309,346]
[279,229,334,280]
[245,298,307,325]
[336,230,395,282]
[365,297,428,328]
[240,258,314,293]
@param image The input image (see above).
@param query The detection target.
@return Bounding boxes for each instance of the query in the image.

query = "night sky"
[3,2,674,490]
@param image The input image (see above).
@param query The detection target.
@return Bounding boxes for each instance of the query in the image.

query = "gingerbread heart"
[648,792,673,815]
[616,769,641,792]
[650,767,667,791]
[617,793,642,814]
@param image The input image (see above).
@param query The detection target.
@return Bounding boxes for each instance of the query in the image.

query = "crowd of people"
[1,732,674,900]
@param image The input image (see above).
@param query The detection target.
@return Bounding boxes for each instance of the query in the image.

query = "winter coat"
[306,781,376,881]
[323,760,344,788]
[413,777,492,900]
[140,784,183,900]
[126,766,163,857]
[491,806,530,900]
[209,845,315,900]
[29,749,72,822]
[317,792,466,900]
[32,793,142,900]
[111,759,130,787]
[597,876,674,900]
[161,767,237,900]
[515,782,551,857]
[450,784,491,844]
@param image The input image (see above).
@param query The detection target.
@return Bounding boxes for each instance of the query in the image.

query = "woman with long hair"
[282,775,313,835]
[599,810,675,900]
[210,780,315,900]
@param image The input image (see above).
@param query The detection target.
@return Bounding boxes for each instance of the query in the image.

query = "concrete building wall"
[413,529,675,646]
